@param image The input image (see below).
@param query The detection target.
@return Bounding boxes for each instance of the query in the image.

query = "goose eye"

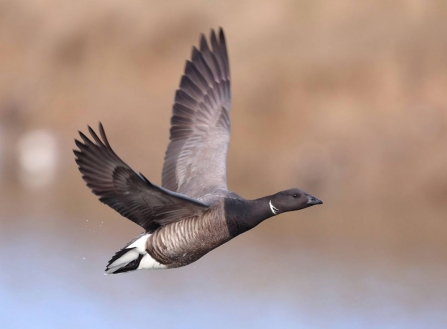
[293,194,298,198]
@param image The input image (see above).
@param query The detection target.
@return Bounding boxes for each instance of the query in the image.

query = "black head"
[269,188,323,214]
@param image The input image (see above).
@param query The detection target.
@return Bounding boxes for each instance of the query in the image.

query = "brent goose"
[74,28,323,274]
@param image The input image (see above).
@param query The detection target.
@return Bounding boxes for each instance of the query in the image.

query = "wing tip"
[98,122,110,147]
[199,33,209,52]
[218,27,226,48]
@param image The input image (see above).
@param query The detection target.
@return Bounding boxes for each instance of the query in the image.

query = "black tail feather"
[106,247,136,269]
[112,254,144,274]
[104,233,150,274]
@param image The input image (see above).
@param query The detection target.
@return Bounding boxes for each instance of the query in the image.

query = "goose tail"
[105,233,166,274]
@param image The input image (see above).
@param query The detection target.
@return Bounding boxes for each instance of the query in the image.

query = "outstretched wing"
[74,123,209,233]
[162,28,231,200]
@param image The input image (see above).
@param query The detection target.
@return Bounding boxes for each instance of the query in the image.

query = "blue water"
[1,217,446,329]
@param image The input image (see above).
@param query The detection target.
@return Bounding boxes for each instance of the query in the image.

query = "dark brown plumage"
[74,28,323,274]
[74,124,209,233]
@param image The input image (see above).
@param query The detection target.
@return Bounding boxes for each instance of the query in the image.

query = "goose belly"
[147,214,230,268]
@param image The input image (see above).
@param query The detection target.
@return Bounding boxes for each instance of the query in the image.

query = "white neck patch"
[269,200,280,215]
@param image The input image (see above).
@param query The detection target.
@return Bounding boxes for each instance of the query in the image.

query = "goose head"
[269,188,322,215]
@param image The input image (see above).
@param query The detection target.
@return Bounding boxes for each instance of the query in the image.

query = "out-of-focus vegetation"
[1,1,446,328]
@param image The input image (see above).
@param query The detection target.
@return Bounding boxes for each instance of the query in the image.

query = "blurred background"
[1,0,447,328]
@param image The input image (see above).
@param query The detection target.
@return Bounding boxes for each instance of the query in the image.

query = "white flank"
[269,200,280,215]
[127,233,150,252]
[138,254,167,270]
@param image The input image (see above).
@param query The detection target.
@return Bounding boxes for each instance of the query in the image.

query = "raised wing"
[162,28,231,200]
[74,123,209,233]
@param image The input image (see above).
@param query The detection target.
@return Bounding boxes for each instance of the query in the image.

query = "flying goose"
[74,28,323,274]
